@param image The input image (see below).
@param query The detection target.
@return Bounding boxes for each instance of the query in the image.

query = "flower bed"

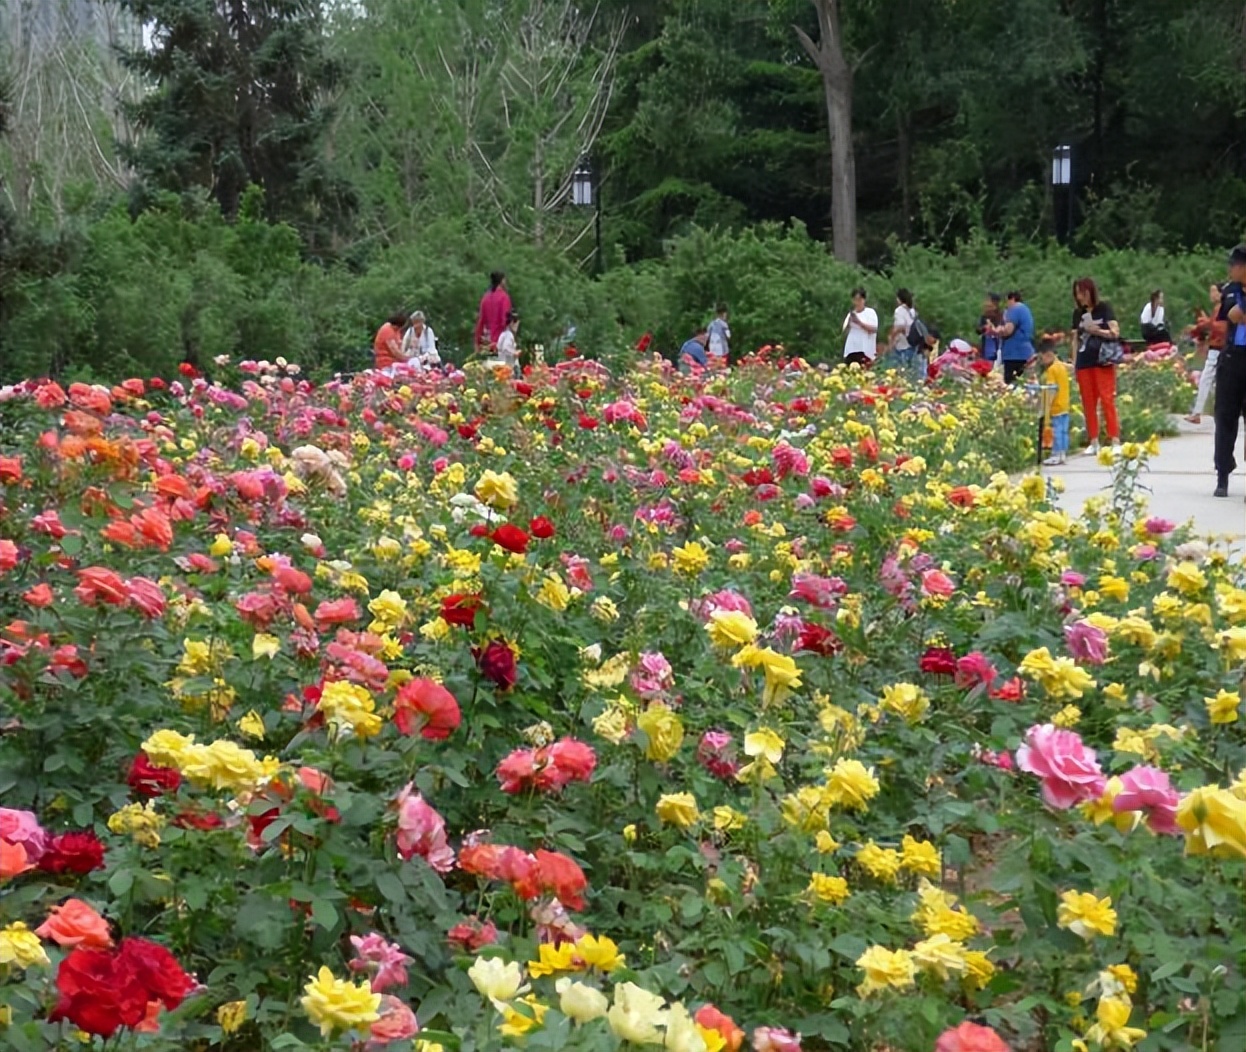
[0,356,1242,1052]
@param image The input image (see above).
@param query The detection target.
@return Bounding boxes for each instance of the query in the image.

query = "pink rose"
[629,652,673,699]
[368,995,419,1047]
[393,785,455,873]
[350,933,413,993]
[0,808,47,862]
[920,569,955,598]
[1015,724,1106,809]
[1064,620,1109,665]
[753,1027,802,1052]
[1113,765,1181,836]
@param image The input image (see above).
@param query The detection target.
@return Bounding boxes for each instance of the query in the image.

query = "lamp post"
[1051,144,1073,244]
[572,160,602,275]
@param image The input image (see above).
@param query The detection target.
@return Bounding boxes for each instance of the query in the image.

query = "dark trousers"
[1003,359,1027,384]
[1213,348,1246,481]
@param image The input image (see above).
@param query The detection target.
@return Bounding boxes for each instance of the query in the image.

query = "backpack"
[907,313,929,349]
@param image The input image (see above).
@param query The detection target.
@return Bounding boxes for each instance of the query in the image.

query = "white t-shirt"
[707,317,731,358]
[496,328,518,365]
[842,307,879,360]
[892,304,916,349]
[1140,303,1165,327]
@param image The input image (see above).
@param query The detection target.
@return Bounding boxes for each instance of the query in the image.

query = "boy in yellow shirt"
[1039,338,1071,465]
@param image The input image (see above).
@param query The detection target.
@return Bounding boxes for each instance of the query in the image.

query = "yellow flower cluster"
[142,729,280,793]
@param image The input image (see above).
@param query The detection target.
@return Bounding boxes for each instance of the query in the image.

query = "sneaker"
[1043,454,1066,466]
[1110,442,1122,456]
[1081,441,1100,457]
[1185,414,1201,424]
[1214,481,1228,498]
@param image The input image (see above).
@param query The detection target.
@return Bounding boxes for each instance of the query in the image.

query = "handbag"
[1096,338,1125,366]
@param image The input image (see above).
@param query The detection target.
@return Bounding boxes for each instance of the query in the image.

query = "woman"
[1140,289,1170,345]
[889,288,919,382]
[1070,277,1122,456]
[373,311,408,375]
[401,310,440,370]
[495,310,520,374]
[1186,283,1226,424]
[841,287,878,367]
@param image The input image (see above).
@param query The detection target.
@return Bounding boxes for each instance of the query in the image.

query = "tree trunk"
[896,111,911,241]
[796,0,857,264]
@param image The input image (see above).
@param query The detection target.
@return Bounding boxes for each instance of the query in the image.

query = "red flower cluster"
[489,524,530,554]
[459,841,588,910]
[39,830,106,875]
[74,568,166,619]
[51,937,196,1038]
[393,678,461,740]
[496,738,596,794]
[918,646,958,677]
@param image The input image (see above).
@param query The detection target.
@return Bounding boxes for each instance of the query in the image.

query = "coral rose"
[36,898,114,950]
[934,1021,1011,1052]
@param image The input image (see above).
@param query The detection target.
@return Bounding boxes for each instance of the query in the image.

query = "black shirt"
[1072,301,1117,370]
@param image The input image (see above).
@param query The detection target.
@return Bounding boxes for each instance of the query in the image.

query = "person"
[841,287,878,367]
[1186,283,1226,424]
[1140,290,1170,345]
[474,271,512,353]
[1070,277,1122,457]
[678,328,710,373]
[494,310,520,373]
[991,290,1035,384]
[1212,245,1246,498]
[373,311,408,374]
[707,304,731,363]
[977,293,1003,366]
[400,311,440,370]
[1038,339,1071,465]
[889,289,920,382]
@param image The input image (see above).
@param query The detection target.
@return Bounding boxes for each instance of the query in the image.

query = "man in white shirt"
[707,304,731,362]
[1140,291,1169,345]
[401,311,440,369]
[841,287,878,367]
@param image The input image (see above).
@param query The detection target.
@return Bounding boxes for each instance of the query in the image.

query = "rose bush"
[0,352,1241,1052]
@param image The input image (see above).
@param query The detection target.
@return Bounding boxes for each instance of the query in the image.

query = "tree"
[116,0,355,254]
[792,0,857,263]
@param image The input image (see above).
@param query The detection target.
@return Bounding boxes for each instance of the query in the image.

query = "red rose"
[178,362,199,378]
[39,831,106,875]
[528,516,555,539]
[796,622,843,657]
[172,809,224,831]
[489,524,530,554]
[469,524,490,538]
[127,754,181,798]
[545,737,597,785]
[393,678,462,739]
[447,917,499,952]
[919,646,958,677]
[51,947,149,1037]
[935,1021,1012,1052]
[474,639,518,691]
[74,567,129,606]
[441,593,483,628]
[577,414,599,430]
[117,937,197,1011]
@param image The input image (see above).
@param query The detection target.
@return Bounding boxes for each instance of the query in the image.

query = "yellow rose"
[474,470,519,508]
[556,978,608,1023]
[656,792,700,829]
[855,946,916,996]
[807,872,850,905]
[706,610,758,648]
[468,957,526,1003]
[1205,689,1241,725]
[1176,785,1246,859]
[217,1001,248,1035]
[636,703,684,762]
[899,835,941,877]
[671,541,710,575]
[910,934,968,980]
[825,758,880,810]
[300,967,380,1038]
[0,922,50,969]
[607,982,668,1045]
[1057,890,1117,939]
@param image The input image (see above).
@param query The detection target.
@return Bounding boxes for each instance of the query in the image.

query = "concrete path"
[1044,418,1244,553]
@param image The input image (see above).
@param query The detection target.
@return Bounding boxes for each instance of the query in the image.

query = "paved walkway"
[1045,418,1244,553]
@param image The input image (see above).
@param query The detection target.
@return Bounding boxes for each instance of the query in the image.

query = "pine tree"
[117,0,355,255]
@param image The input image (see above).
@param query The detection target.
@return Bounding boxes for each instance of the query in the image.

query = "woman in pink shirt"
[474,271,512,353]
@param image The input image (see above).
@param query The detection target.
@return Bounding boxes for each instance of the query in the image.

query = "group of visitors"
[373,270,521,378]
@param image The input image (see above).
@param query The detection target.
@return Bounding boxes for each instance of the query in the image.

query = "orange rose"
[36,898,114,950]
[0,839,32,879]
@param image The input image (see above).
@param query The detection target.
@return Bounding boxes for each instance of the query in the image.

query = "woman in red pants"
[1069,277,1122,456]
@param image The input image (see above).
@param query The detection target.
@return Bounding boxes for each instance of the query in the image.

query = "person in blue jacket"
[678,328,710,373]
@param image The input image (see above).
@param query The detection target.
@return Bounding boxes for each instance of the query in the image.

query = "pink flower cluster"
[496,738,597,794]
[394,785,455,872]
[1015,724,1106,809]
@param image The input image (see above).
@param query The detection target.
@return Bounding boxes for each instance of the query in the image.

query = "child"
[1038,338,1071,465]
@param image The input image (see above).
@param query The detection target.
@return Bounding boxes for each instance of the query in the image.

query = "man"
[474,271,512,353]
[707,304,731,363]
[1213,245,1246,498]
[977,293,1002,365]
[679,328,710,373]
[841,287,878,367]
[992,290,1035,384]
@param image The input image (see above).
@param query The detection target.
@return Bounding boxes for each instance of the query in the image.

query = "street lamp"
[571,160,602,275]
[1052,143,1074,243]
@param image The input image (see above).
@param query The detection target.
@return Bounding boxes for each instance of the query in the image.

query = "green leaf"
[1151,960,1184,981]
[376,870,406,904]
[311,897,339,931]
